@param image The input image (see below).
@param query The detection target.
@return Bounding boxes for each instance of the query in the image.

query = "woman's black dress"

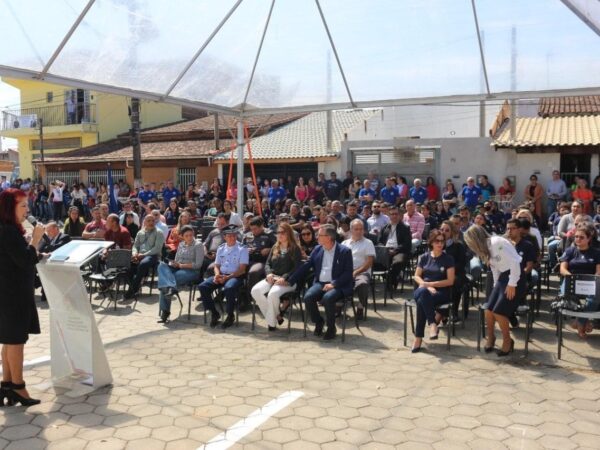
[0,224,40,344]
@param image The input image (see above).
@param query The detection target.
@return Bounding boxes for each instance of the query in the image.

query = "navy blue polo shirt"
[268,187,287,205]
[325,179,343,199]
[162,187,181,204]
[409,186,428,204]
[380,186,400,205]
[515,238,536,272]
[138,190,157,204]
[560,246,600,275]
[461,185,482,207]
[418,252,455,295]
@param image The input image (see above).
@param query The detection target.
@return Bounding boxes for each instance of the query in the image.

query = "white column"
[236,120,245,215]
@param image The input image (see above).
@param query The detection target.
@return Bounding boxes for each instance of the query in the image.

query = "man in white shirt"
[342,219,375,320]
[546,170,568,218]
[151,210,169,237]
[366,201,390,234]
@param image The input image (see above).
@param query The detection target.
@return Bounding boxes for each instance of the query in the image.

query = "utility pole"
[130,98,142,186]
[509,26,517,142]
[38,118,45,163]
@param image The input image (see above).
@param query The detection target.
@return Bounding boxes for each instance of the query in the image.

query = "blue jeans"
[548,238,560,268]
[413,286,449,338]
[303,281,344,329]
[128,255,158,294]
[199,276,243,315]
[158,263,200,313]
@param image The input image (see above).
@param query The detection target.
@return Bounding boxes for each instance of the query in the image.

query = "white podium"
[37,240,115,396]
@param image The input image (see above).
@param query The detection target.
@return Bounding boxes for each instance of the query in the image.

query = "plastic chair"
[88,249,132,310]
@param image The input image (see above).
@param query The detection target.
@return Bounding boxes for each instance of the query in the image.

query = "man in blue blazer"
[286,224,354,340]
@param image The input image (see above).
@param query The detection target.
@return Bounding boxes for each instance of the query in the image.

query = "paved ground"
[0,276,599,450]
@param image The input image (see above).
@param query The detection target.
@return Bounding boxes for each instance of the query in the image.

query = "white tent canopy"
[1,0,600,116]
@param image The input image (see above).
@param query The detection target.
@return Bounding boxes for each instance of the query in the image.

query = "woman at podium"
[0,189,45,406]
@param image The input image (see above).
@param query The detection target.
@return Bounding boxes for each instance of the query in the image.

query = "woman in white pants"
[251,222,301,331]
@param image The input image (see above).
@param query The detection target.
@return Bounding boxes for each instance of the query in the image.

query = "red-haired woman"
[0,189,45,406]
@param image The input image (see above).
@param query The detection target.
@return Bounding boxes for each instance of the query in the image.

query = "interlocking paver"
[0,280,597,450]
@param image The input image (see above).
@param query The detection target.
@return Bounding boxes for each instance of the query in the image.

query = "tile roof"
[214,109,378,161]
[42,139,235,164]
[141,112,305,135]
[538,96,600,117]
[492,115,600,148]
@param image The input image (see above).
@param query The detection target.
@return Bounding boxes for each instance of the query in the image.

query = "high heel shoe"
[1,381,14,407]
[7,382,40,407]
[484,337,496,353]
[497,339,515,357]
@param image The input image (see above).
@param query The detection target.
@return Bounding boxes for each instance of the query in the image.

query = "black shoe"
[157,310,170,324]
[268,326,277,332]
[209,311,221,328]
[323,326,337,341]
[497,339,515,357]
[314,321,324,337]
[7,383,40,407]
[484,338,496,353]
[0,382,14,407]
[509,316,520,328]
[221,314,235,329]
[356,308,364,320]
[411,346,422,353]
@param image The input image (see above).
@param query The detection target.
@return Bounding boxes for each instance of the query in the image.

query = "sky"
[0,0,599,116]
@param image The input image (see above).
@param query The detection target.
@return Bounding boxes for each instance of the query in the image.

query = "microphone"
[27,216,38,227]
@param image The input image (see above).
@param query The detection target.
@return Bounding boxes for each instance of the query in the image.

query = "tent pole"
[236,121,245,216]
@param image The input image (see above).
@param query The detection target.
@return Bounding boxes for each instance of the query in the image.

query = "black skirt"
[0,225,41,344]
[486,270,527,318]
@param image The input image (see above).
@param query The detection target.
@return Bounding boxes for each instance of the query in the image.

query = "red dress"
[426,185,439,201]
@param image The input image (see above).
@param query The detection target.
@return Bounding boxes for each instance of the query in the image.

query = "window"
[30,137,81,151]
[46,92,53,103]
[177,168,196,189]
[88,169,126,187]
[45,171,79,187]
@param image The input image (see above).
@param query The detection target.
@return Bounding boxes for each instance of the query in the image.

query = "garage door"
[352,147,438,184]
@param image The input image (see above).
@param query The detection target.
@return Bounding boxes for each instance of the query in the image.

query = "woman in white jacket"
[464,225,524,356]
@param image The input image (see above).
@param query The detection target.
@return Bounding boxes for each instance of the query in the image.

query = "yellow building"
[0,78,182,179]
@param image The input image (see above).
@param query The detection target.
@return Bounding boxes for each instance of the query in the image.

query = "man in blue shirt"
[138,183,157,204]
[409,178,428,204]
[199,225,249,329]
[358,180,376,206]
[477,175,495,202]
[380,177,400,205]
[267,179,287,206]
[461,177,482,210]
[325,172,343,201]
[162,180,181,205]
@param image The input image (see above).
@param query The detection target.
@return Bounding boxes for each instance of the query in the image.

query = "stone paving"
[0,277,599,449]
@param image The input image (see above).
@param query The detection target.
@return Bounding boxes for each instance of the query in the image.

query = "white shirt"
[342,237,376,275]
[488,235,522,287]
[386,224,398,248]
[530,227,543,251]
[214,211,243,228]
[52,185,64,202]
[155,220,169,237]
[120,211,140,227]
[319,243,337,283]
[367,214,390,233]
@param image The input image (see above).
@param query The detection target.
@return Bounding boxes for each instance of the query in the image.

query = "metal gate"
[177,168,196,189]
[352,147,438,184]
[88,169,126,187]
[45,170,80,187]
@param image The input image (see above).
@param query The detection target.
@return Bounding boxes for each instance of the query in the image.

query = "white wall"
[347,103,500,141]
[341,136,562,207]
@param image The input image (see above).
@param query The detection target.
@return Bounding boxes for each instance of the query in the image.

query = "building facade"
[0,78,182,179]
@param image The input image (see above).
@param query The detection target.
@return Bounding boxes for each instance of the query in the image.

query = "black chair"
[371,246,407,309]
[476,274,532,356]
[303,293,360,343]
[88,249,132,310]
[403,298,455,350]
[556,274,600,359]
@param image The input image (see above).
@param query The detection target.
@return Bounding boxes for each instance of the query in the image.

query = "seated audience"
[251,223,302,330]
[199,225,249,328]
[104,214,132,250]
[243,216,276,295]
[439,220,467,320]
[299,224,317,259]
[379,206,412,290]
[403,200,425,252]
[124,212,140,239]
[286,224,354,341]
[411,230,455,352]
[166,211,192,256]
[342,219,375,320]
[125,214,165,299]
[63,206,86,238]
[82,206,107,239]
[157,225,204,323]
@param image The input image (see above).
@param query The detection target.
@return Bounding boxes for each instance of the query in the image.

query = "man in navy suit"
[287,224,354,340]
